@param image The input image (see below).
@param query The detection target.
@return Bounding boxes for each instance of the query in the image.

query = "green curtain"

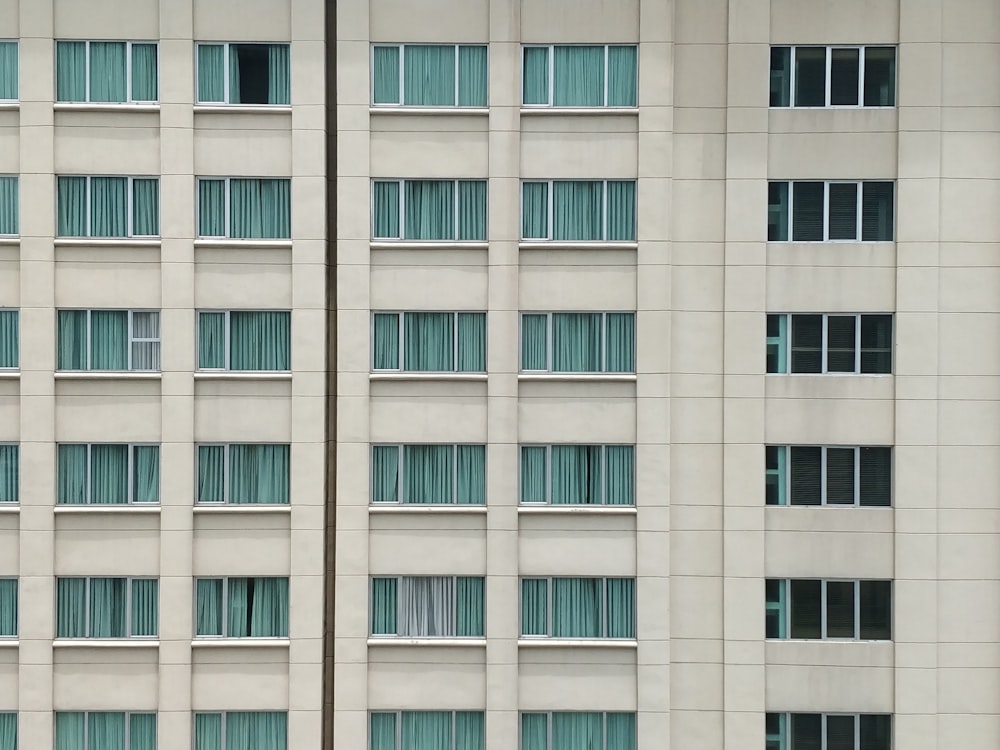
[552,577,601,637]
[133,446,159,503]
[91,176,127,237]
[131,44,157,101]
[226,712,287,750]
[198,312,226,369]
[57,578,86,637]
[89,712,126,750]
[57,176,87,236]
[0,310,16,368]
[608,46,638,106]
[197,45,225,102]
[553,181,602,241]
[520,314,548,370]
[90,577,127,637]
[521,714,547,750]
[0,176,17,235]
[371,577,397,634]
[56,41,86,101]
[0,444,16,503]
[268,44,290,104]
[230,311,290,370]
[228,577,288,637]
[132,178,159,236]
[0,42,17,100]
[607,181,636,241]
[198,180,225,237]
[372,313,400,369]
[90,444,127,504]
[522,47,549,105]
[56,712,85,750]
[0,579,15,636]
[522,182,548,239]
[129,713,156,750]
[90,42,127,102]
[0,713,15,750]
[402,712,451,750]
[520,578,548,635]
[458,46,487,107]
[403,445,452,503]
[457,180,486,241]
[404,45,455,106]
[552,313,601,372]
[373,181,400,238]
[197,445,225,503]
[90,310,128,369]
[228,45,241,104]
[404,180,453,240]
[370,713,396,750]
[553,46,604,106]
[605,446,634,505]
[456,712,484,750]
[552,713,602,750]
[196,578,223,636]
[58,310,87,369]
[520,446,546,503]
[404,312,453,371]
[58,444,87,505]
[456,576,484,636]
[456,313,486,372]
[552,445,601,504]
[456,445,485,504]
[131,579,158,636]
[229,444,290,504]
[371,446,399,502]
[606,714,636,750]
[606,313,635,372]
[230,178,291,239]
[373,46,400,104]
[195,714,222,750]
[606,578,635,638]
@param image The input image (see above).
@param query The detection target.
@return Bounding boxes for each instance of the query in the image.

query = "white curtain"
[399,577,454,637]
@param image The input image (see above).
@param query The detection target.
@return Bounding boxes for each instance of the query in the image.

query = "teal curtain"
[58,444,87,505]
[522,47,549,105]
[229,444,290,504]
[198,312,226,368]
[606,714,636,750]
[404,180,453,240]
[90,577,127,637]
[552,577,601,637]
[402,712,451,750]
[553,46,604,106]
[91,176,127,237]
[370,713,396,750]
[522,182,548,239]
[456,713,484,750]
[230,178,291,239]
[131,579,158,636]
[196,578,223,636]
[226,712,287,750]
[607,181,636,241]
[552,313,601,371]
[0,444,16,503]
[404,45,455,106]
[133,446,159,503]
[56,712,85,750]
[553,181,602,241]
[458,46,487,107]
[230,311,290,370]
[58,310,87,369]
[403,445,452,503]
[197,445,225,503]
[373,181,400,238]
[57,578,86,637]
[0,713,15,750]
[90,444,127,504]
[608,46,638,106]
[195,714,222,750]
[0,42,17,100]
[89,42,127,102]
[552,446,601,505]
[456,576,484,636]
[0,310,17,368]
[457,313,486,372]
[371,577,397,634]
[371,446,399,502]
[606,313,635,372]
[606,578,635,638]
[130,714,156,750]
[132,178,159,236]
[57,176,87,236]
[605,446,634,505]
[372,46,400,104]
[198,180,225,237]
[228,577,289,637]
[372,313,400,369]
[197,45,225,102]
[0,579,15,636]
[0,176,17,235]
[456,445,485,504]
[131,44,157,101]
[457,180,486,241]
[520,578,548,635]
[89,712,126,750]
[228,45,241,104]
[268,44,290,104]
[90,310,128,369]
[404,312,453,371]
[520,314,548,370]
[56,41,86,101]
[520,446,546,503]
[552,713,602,750]
[521,714,547,750]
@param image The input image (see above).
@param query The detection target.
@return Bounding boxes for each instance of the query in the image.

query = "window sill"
[193,372,292,381]
[370,372,487,382]
[191,638,290,647]
[0,372,19,379]
[769,105,896,111]
[518,373,637,383]
[519,241,638,250]
[194,239,293,249]
[370,106,489,116]
[0,505,18,513]
[194,105,293,115]
[194,504,291,514]
[370,241,488,251]
[54,505,160,514]
[0,237,19,246]
[54,238,161,248]
[367,638,487,647]
[369,505,487,514]
[0,640,17,648]
[518,505,637,515]
[54,103,160,113]
[766,638,892,643]
[54,372,161,381]
[518,638,638,648]
[54,639,159,648]
[0,102,18,111]
[765,373,893,378]
[520,107,639,116]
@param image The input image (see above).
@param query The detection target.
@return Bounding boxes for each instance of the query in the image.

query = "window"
[0,579,15,637]
[768,181,894,242]
[197,178,291,239]
[0,41,16,101]
[57,444,160,505]
[57,310,160,371]
[370,576,485,637]
[766,713,891,750]
[372,445,485,505]
[197,444,290,505]
[0,445,16,503]
[196,43,289,105]
[57,176,159,237]
[369,712,485,750]
[195,712,287,750]
[770,46,896,107]
[0,177,17,235]
[55,712,156,750]
[55,41,157,103]
[522,45,637,107]
[56,577,158,638]
[372,179,486,241]
[372,45,487,107]
[520,577,635,639]
[0,713,12,750]
[197,311,290,371]
[521,713,636,750]
[767,446,891,507]
[0,310,16,369]
[766,579,891,640]
[521,312,635,373]
[766,314,892,374]
[522,180,635,242]
[521,445,634,506]
[373,312,485,372]
[195,577,289,638]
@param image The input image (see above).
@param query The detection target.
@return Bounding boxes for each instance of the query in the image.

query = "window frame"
[370,311,487,373]
[518,444,635,506]
[55,576,158,639]
[0,577,16,639]
[369,43,489,108]
[193,712,288,750]
[193,576,290,638]
[767,578,892,641]
[768,180,895,243]
[519,311,636,373]
[520,44,638,108]
[195,309,292,372]
[56,309,161,372]
[518,576,636,640]
[766,313,893,375]
[368,711,486,750]
[765,712,893,750]
[55,712,156,750]
[518,712,637,750]
[771,45,897,109]
[55,175,161,238]
[766,445,893,507]
[56,443,160,505]
[195,177,292,240]
[0,40,17,102]
[369,444,487,506]
[370,178,488,242]
[369,575,486,639]
[194,442,291,506]
[519,179,637,242]
[194,42,291,107]
[54,40,159,104]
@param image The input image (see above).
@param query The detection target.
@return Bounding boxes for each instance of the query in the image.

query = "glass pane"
[860,315,892,374]
[0,176,18,236]
[792,182,824,241]
[864,47,896,106]
[132,178,159,236]
[520,578,548,635]
[90,310,128,370]
[0,42,18,100]
[57,176,87,237]
[607,46,637,106]
[373,181,400,239]
[552,181,602,241]
[827,715,856,750]
[130,713,156,750]
[58,444,87,505]
[830,48,860,105]
[373,313,400,370]
[789,580,822,639]
[769,47,791,106]
[457,313,486,372]
[790,315,823,374]
[132,445,160,504]
[825,448,856,504]
[404,312,454,371]
[521,182,548,239]
[794,47,826,106]
[130,579,158,636]
[89,42,127,102]
[456,445,485,505]
[230,178,290,239]
[826,315,857,373]
[552,577,601,637]
[606,578,635,638]
[457,180,486,241]
[791,714,822,750]
[607,181,636,241]
[230,311,290,371]
[90,176,128,237]
[860,447,891,507]
[605,445,634,505]
[522,47,548,105]
[768,182,789,241]
[860,715,892,750]
[455,712,485,750]
[229,44,274,104]
[131,311,160,371]
[765,580,785,638]
[552,712,602,750]
[552,313,601,372]
[56,41,86,101]
[89,577,127,638]
[551,445,601,504]
[862,181,894,241]
[404,45,455,106]
[827,182,858,240]
[766,314,787,374]
[372,46,400,104]
[371,446,400,503]
[197,45,224,102]
[369,714,396,750]
[458,46,488,107]
[196,578,223,636]
[267,44,290,105]
[520,314,548,370]
[607,713,636,750]
[56,712,86,750]
[0,444,17,503]
[765,445,785,505]
[56,578,86,637]
[825,581,857,638]
[520,447,546,503]
[403,445,452,503]
[606,313,635,372]
[553,46,604,106]
[198,179,225,237]
[401,712,452,750]
[790,446,821,505]
[229,444,290,504]
[398,576,454,637]
[197,445,225,503]
[404,180,453,240]
[131,44,158,101]
[456,577,484,636]
[521,715,547,750]
[860,580,892,639]
[0,579,16,636]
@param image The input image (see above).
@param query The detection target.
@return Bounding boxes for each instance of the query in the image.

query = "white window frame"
[55,176,160,238]
[54,40,159,104]
[195,309,291,372]
[519,179,636,242]
[519,311,635,373]
[56,443,160,505]
[56,309,161,372]
[195,177,292,239]
[0,308,17,369]
[194,42,291,106]
[768,180,895,243]
[368,575,484,638]
[518,712,636,750]
[767,445,892,507]
[370,444,486,505]
[370,311,486,372]
[55,712,157,749]
[0,577,16,638]
[194,443,290,505]
[193,576,289,638]
[369,711,486,750]
[0,40,17,102]
[520,44,638,108]
[766,712,893,750]
[369,43,489,108]
[55,576,158,639]
[518,576,635,639]
[769,578,892,641]
[518,444,635,506]
[370,179,487,242]
[767,313,893,375]
[771,45,897,109]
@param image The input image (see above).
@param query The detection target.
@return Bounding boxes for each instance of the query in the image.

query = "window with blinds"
[766,446,891,507]
[768,181,894,242]
[770,46,896,108]
[766,579,891,640]
[767,314,892,374]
